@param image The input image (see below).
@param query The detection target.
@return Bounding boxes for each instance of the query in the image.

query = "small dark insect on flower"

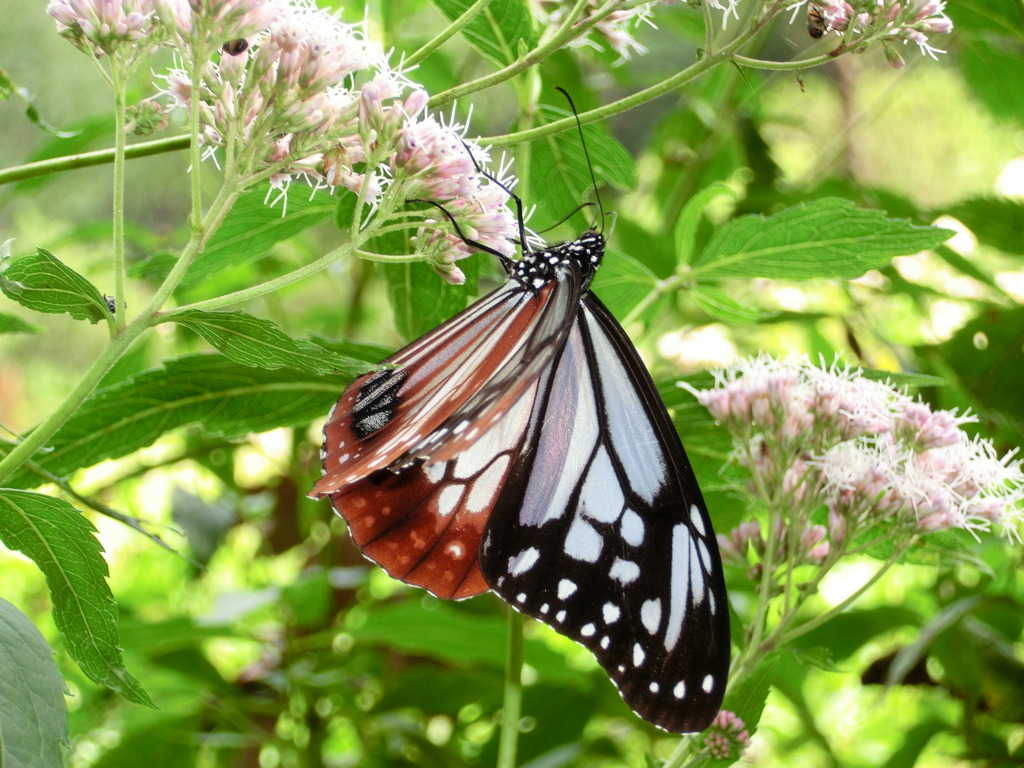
[222,39,249,55]
[807,4,828,38]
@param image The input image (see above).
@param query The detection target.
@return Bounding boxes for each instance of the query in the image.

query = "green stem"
[484,15,764,148]
[189,48,205,228]
[0,321,146,486]
[110,61,128,334]
[428,0,629,110]
[0,136,190,187]
[621,274,683,327]
[730,52,837,70]
[164,237,362,315]
[405,0,492,66]
[774,542,911,646]
[497,609,525,768]
[663,735,699,768]
[0,185,240,487]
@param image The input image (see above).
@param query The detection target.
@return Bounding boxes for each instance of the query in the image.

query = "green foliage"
[2,0,1023,766]
[0,597,68,768]
[0,492,151,706]
[166,310,369,375]
[692,198,953,280]
[0,247,111,325]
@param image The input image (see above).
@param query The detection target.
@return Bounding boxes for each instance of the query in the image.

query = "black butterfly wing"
[479,292,730,733]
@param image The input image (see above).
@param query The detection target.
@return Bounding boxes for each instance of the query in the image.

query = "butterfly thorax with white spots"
[513,230,604,292]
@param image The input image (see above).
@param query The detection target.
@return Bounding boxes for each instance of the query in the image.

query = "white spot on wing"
[620,508,644,547]
[633,643,645,667]
[689,503,707,536]
[698,539,712,573]
[580,623,596,637]
[556,610,567,623]
[649,682,660,694]
[610,558,640,584]
[437,484,464,517]
[579,448,624,524]
[564,517,602,563]
[690,537,706,606]
[508,547,540,576]
[465,455,510,513]
[664,524,691,651]
[674,681,686,699]
[557,579,577,600]
[602,602,621,624]
[516,593,526,603]
[702,674,714,693]
[641,598,662,635]
[600,636,610,649]
[424,462,446,483]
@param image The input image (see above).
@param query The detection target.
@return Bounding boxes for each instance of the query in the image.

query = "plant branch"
[496,609,525,768]
[405,0,492,67]
[0,136,190,186]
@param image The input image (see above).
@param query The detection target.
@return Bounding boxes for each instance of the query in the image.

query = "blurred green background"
[1,1,1023,766]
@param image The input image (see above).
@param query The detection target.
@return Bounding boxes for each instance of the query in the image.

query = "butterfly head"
[513,229,605,292]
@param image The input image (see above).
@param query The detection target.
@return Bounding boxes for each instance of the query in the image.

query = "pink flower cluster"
[813,0,954,61]
[690,355,1024,543]
[45,0,537,281]
[702,710,751,760]
[720,516,831,571]
[390,114,517,282]
[155,0,280,42]
[48,0,156,56]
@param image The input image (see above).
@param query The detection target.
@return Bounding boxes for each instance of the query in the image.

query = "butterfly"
[310,133,730,734]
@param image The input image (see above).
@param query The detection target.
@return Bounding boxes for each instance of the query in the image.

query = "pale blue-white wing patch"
[480,295,729,734]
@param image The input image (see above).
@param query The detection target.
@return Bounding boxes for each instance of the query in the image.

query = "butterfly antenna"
[555,86,605,233]
[409,198,513,267]
[458,139,529,262]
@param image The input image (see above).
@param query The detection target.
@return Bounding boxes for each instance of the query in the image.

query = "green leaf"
[4,355,342,489]
[936,306,1024,428]
[429,0,536,67]
[0,247,110,325]
[721,652,779,732]
[530,105,636,230]
[674,183,736,266]
[691,285,767,325]
[859,526,993,574]
[0,68,76,139]
[692,199,952,280]
[378,259,474,341]
[0,312,42,334]
[0,597,68,768]
[960,37,1024,125]
[880,718,950,768]
[888,597,982,687]
[346,600,584,684]
[167,309,368,376]
[789,606,920,662]
[590,248,660,321]
[945,198,1024,255]
[129,184,334,288]
[0,491,152,706]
